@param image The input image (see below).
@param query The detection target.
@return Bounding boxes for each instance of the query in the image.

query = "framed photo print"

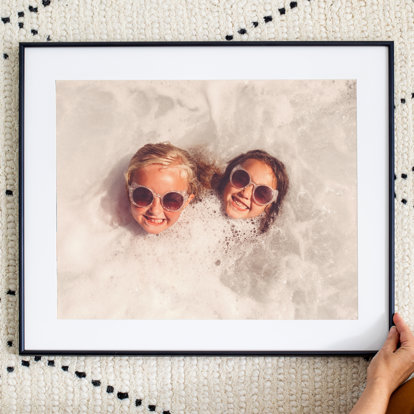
[19,41,394,355]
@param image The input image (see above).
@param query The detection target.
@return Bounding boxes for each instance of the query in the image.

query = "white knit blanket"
[1,1,413,412]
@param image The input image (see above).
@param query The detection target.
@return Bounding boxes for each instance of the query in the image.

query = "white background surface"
[23,45,390,352]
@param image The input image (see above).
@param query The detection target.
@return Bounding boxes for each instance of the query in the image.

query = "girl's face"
[222,158,277,219]
[129,164,194,234]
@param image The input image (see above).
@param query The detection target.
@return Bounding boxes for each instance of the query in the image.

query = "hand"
[366,312,414,397]
[350,313,414,414]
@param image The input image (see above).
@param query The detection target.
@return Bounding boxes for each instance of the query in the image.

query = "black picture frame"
[19,41,394,356]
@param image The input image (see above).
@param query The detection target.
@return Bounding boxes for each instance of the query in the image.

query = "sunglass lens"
[254,185,273,205]
[231,169,250,188]
[162,192,184,211]
[132,187,153,207]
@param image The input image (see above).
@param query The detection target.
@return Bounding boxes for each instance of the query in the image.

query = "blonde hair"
[125,142,215,199]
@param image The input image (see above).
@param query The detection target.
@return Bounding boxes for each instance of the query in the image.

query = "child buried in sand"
[125,142,212,235]
[214,149,289,233]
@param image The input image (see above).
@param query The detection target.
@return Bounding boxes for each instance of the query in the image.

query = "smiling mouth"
[143,215,166,225]
[231,195,249,211]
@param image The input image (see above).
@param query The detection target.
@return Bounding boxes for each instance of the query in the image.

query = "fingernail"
[388,326,396,335]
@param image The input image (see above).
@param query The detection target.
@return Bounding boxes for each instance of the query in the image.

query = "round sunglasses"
[230,165,278,206]
[128,184,189,212]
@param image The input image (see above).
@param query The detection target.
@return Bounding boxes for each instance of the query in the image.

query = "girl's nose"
[240,184,253,199]
[148,196,163,215]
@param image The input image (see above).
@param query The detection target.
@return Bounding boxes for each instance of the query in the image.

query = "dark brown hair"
[213,149,289,233]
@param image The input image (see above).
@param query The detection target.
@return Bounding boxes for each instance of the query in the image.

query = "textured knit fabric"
[1,1,413,413]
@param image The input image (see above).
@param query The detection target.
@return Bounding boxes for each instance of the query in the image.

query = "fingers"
[382,325,399,352]
[393,313,414,346]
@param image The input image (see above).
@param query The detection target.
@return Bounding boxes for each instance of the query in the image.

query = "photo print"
[56,79,357,320]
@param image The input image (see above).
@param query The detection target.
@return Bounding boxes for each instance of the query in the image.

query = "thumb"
[394,313,414,347]
[382,326,399,352]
